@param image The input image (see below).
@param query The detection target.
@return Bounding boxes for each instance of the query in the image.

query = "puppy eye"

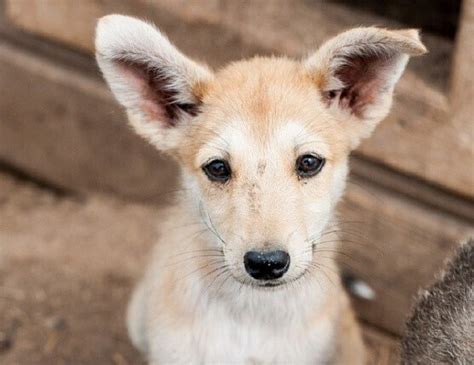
[202,159,232,182]
[296,154,325,178]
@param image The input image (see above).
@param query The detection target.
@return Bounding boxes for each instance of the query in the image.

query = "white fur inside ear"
[95,15,213,149]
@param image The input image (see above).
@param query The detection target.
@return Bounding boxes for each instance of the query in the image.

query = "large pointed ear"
[95,15,213,151]
[304,27,426,148]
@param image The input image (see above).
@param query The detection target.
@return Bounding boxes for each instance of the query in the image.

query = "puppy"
[95,15,426,364]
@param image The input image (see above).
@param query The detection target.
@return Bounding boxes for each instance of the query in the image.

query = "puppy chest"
[189,311,335,364]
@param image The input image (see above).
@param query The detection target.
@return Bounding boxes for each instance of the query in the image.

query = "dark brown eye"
[203,159,231,182]
[296,154,325,178]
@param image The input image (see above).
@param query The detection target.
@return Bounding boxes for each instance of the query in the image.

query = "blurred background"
[0,1,472,364]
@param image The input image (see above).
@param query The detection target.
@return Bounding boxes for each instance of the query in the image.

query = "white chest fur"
[183,301,336,364]
[146,295,336,364]
[128,253,341,365]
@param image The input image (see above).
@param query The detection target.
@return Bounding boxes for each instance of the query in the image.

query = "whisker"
[199,201,227,246]
[173,259,226,284]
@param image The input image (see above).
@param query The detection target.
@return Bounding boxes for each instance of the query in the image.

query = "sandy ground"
[0,171,399,364]
[0,171,156,364]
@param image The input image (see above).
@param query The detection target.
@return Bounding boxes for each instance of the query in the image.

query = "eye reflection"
[202,159,232,182]
[296,154,325,178]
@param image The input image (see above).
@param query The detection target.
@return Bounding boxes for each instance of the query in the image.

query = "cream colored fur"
[95,15,426,364]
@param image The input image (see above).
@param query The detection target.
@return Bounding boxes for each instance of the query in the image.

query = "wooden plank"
[0,41,177,202]
[4,0,264,65]
[337,177,473,335]
[5,0,472,197]
[363,326,400,365]
[449,0,474,161]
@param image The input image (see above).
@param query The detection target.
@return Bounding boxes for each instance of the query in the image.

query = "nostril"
[243,250,290,281]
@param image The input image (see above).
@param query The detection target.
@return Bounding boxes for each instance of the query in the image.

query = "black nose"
[243,250,290,280]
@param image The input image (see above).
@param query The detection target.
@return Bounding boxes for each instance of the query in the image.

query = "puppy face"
[178,59,350,286]
[96,16,426,287]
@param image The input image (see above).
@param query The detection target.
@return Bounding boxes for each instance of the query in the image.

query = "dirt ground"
[0,171,155,365]
[0,171,399,365]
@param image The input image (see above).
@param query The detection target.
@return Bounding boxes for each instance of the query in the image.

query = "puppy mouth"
[234,270,309,290]
[248,281,287,290]
[259,281,285,288]
[262,282,282,287]
[230,275,286,289]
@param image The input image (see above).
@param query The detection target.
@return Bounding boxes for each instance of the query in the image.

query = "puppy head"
[96,15,425,288]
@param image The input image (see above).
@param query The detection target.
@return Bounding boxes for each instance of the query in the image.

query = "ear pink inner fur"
[115,59,200,127]
[326,53,397,117]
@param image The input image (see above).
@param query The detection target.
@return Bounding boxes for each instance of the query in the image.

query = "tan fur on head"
[95,15,425,364]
